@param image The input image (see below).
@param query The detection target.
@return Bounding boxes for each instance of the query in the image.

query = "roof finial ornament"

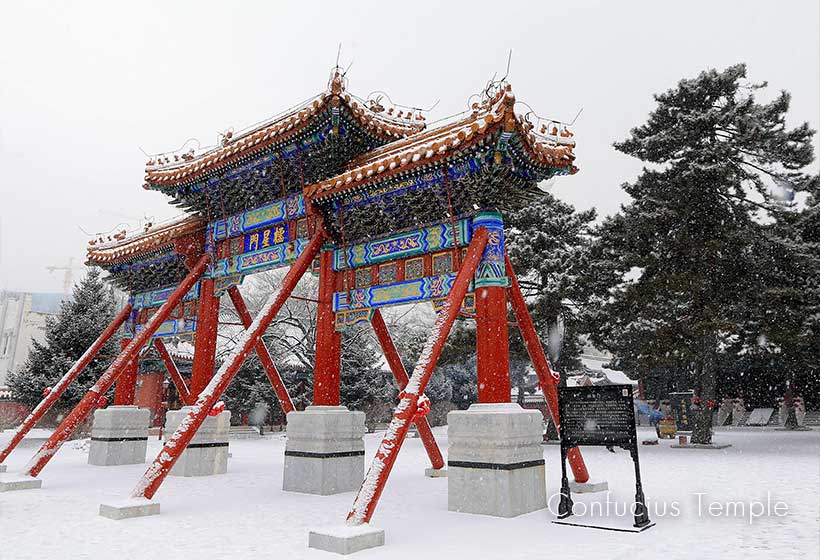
[329,44,350,96]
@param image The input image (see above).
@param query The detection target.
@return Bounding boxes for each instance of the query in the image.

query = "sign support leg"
[631,447,651,528]
[558,445,574,519]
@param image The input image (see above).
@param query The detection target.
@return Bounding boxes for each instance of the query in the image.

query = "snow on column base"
[425,467,447,478]
[88,406,151,466]
[570,480,609,493]
[308,524,385,555]
[447,403,547,517]
[164,407,231,476]
[99,498,160,520]
[0,464,7,473]
[284,406,365,495]
[0,475,42,492]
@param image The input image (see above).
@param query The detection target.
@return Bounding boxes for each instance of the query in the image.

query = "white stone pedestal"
[447,403,547,517]
[164,407,231,477]
[309,524,385,555]
[0,475,42,492]
[88,406,150,466]
[570,480,609,493]
[99,498,160,520]
[283,406,365,495]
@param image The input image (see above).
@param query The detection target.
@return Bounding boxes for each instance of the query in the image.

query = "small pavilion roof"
[304,84,577,202]
[86,215,204,266]
[143,72,426,191]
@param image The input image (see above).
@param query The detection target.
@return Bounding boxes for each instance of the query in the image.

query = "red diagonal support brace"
[0,303,133,465]
[369,309,444,470]
[131,233,325,500]
[504,254,590,483]
[24,254,211,478]
[153,338,193,406]
[227,285,294,415]
[347,227,489,525]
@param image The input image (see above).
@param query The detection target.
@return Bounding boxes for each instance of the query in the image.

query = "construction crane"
[46,258,83,296]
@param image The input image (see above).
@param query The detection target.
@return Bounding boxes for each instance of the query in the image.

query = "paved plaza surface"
[1,427,817,559]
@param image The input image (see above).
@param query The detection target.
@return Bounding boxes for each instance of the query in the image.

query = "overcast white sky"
[1,1,818,293]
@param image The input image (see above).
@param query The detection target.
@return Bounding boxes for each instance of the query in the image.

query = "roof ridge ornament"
[329,68,345,96]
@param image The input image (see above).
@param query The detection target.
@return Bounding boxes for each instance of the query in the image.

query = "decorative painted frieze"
[334,273,471,312]
[131,318,197,339]
[210,238,311,278]
[209,195,306,242]
[472,211,508,288]
[131,282,201,310]
[333,219,471,270]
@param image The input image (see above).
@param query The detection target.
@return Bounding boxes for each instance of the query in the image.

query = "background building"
[0,291,64,396]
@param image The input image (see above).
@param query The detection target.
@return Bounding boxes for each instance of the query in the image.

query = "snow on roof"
[304,84,576,202]
[144,71,425,190]
[85,214,204,265]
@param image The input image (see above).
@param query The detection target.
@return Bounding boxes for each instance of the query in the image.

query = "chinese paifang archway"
[0,70,592,538]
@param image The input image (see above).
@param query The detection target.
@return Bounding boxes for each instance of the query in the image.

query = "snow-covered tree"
[8,268,121,409]
[505,193,597,376]
[583,64,818,444]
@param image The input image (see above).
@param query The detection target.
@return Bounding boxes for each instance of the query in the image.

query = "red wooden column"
[313,245,341,405]
[505,254,590,483]
[369,309,445,470]
[347,227,489,525]
[473,211,511,403]
[113,338,139,405]
[25,254,210,478]
[190,277,220,397]
[131,233,325,500]
[227,286,295,414]
[153,338,193,406]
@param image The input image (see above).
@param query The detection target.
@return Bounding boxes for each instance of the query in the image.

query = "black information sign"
[557,385,651,529]
[669,391,694,432]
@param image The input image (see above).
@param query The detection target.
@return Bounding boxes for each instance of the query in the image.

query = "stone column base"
[164,407,231,477]
[99,498,160,520]
[309,524,385,554]
[0,475,42,492]
[284,406,365,495]
[88,406,150,466]
[447,403,547,517]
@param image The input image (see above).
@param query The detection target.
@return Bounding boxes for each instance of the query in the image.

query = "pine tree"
[340,329,396,412]
[8,268,121,409]
[505,193,597,376]
[584,64,818,444]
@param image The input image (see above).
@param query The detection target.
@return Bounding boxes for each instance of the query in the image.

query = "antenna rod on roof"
[501,49,512,82]
[569,107,584,126]
[336,43,342,68]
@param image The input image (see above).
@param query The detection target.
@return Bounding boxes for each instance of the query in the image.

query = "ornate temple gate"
[0,71,593,548]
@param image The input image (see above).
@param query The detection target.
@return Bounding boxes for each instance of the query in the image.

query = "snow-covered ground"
[1,427,817,559]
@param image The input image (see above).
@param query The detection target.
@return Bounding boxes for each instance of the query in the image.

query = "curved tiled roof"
[86,215,205,265]
[303,84,576,201]
[143,72,426,191]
